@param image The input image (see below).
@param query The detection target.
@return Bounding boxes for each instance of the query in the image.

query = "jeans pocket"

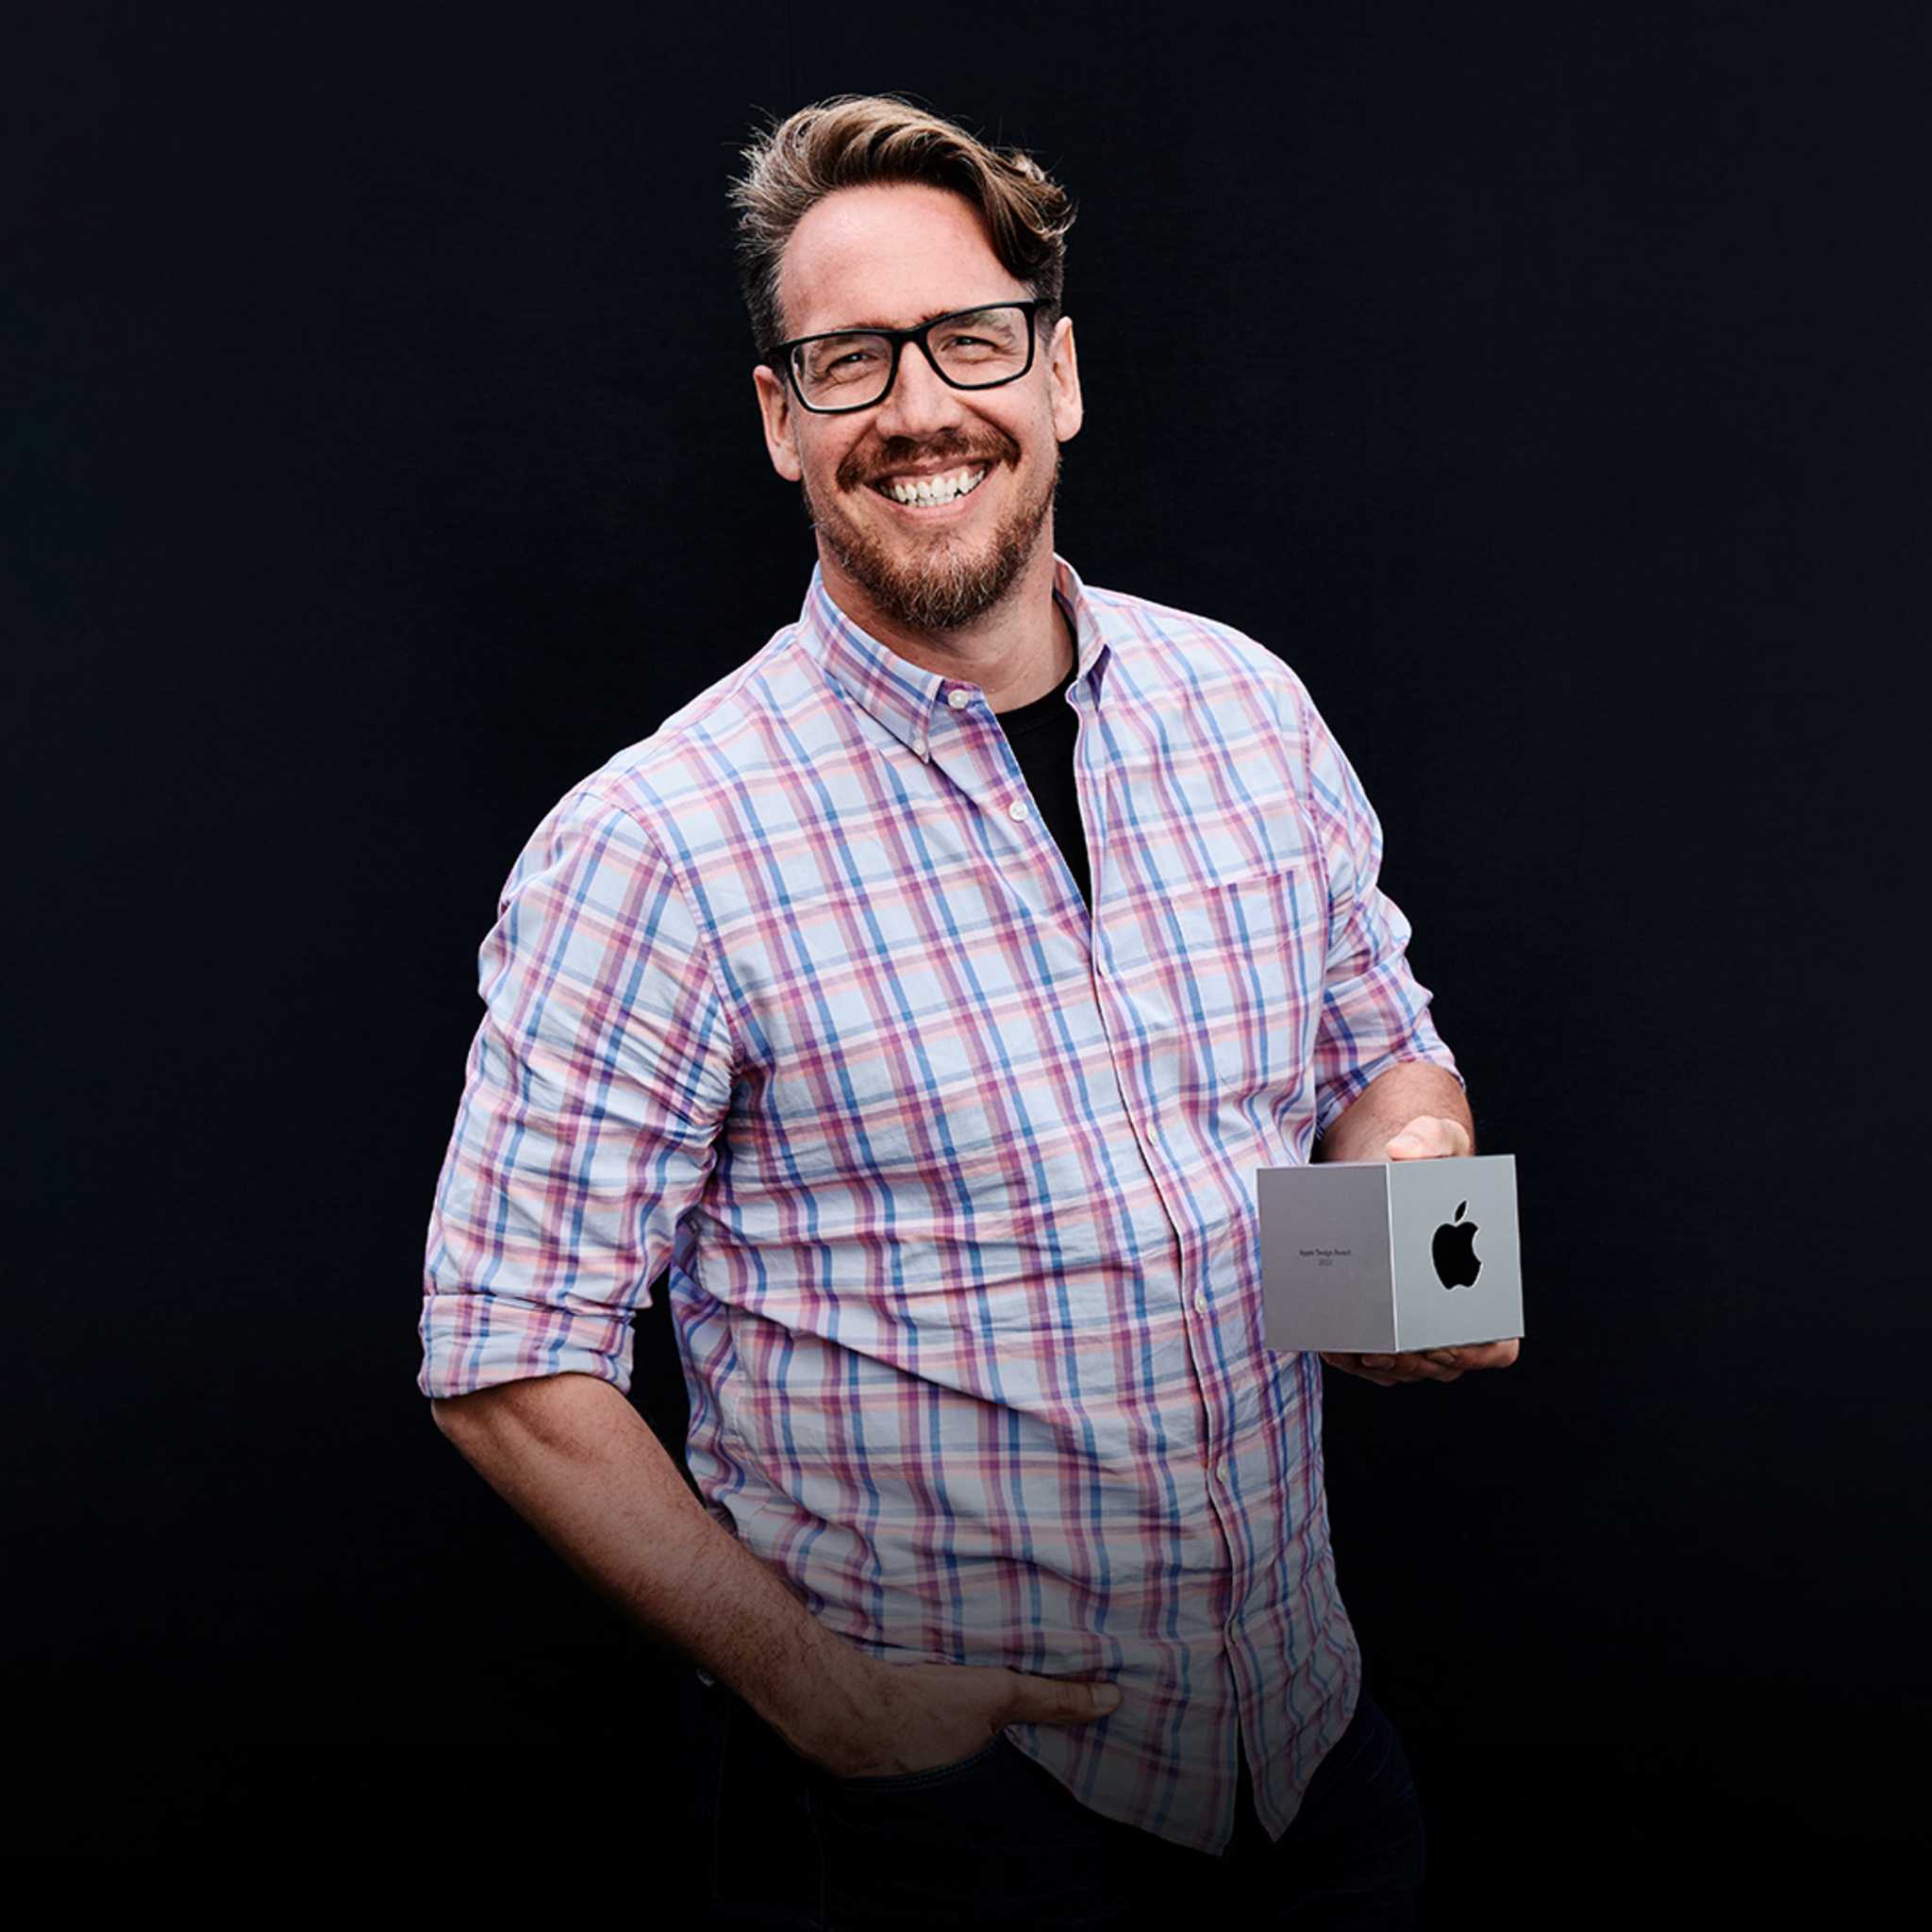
[824,1734,1007,1795]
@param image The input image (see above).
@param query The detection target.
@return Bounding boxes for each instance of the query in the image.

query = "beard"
[803,427,1058,636]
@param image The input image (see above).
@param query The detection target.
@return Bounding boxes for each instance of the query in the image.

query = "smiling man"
[422,96,1515,1930]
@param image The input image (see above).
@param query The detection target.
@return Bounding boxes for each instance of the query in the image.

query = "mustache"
[835,428,1022,493]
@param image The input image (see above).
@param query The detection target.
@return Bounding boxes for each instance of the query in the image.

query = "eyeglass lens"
[791,306,1035,408]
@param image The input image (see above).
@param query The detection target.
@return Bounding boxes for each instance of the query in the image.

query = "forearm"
[1315,1058,1473,1164]
[432,1373,868,1757]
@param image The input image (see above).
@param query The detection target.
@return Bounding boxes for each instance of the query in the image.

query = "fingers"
[1320,1350,1458,1386]
[1320,1340,1521,1386]
[1384,1114,1473,1161]
[1000,1670,1121,1726]
[1452,1339,1521,1372]
[815,1659,1119,1777]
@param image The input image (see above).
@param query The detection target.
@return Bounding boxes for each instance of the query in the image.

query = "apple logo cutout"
[1431,1201,1482,1290]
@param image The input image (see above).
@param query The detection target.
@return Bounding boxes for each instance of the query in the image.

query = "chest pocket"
[1160,865,1326,1095]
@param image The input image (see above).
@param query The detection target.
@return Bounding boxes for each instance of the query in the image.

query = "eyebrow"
[805,301,1021,338]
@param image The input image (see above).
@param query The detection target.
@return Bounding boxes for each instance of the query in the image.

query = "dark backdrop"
[14,4,1926,1922]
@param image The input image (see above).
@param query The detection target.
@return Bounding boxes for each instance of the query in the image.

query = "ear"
[753,363,804,482]
[1047,314,1083,444]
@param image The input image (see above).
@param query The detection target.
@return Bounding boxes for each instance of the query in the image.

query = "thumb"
[1007,1674,1122,1725]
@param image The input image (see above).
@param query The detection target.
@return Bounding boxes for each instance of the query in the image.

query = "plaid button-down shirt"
[422,559,1457,1851]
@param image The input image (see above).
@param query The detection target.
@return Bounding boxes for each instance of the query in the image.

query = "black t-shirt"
[993,670,1091,910]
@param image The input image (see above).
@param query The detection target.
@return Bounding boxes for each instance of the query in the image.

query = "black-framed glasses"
[767,301,1050,414]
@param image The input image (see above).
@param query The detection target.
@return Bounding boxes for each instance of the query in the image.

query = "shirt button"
[912,737,928,759]
[1007,800,1029,822]
[946,689,971,710]
[1215,1459,1231,1487]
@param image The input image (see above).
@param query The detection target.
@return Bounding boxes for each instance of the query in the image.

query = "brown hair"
[731,95,1074,356]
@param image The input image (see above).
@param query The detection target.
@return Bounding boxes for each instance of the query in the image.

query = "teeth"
[880,467,988,507]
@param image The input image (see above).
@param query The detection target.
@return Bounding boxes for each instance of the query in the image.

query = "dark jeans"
[687,1676,1425,1930]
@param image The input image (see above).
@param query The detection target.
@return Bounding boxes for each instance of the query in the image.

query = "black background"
[13,3,1927,1921]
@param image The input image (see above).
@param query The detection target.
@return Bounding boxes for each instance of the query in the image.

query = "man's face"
[754,184,1082,641]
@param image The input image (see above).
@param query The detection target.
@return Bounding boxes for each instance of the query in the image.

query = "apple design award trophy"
[1257,1156,1524,1356]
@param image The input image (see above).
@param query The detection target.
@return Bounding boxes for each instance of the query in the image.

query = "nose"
[872,341,966,441]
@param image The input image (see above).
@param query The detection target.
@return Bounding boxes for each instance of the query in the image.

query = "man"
[422,96,1517,1928]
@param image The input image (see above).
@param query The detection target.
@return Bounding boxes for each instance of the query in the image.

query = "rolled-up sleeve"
[1299,700,1459,1134]
[420,786,737,1399]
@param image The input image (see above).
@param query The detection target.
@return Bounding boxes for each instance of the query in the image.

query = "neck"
[819,538,1071,711]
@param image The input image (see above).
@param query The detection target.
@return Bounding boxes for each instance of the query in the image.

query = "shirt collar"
[800,558,1110,762]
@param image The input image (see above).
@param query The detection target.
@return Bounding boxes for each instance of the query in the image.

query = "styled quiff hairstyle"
[731,95,1074,358]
